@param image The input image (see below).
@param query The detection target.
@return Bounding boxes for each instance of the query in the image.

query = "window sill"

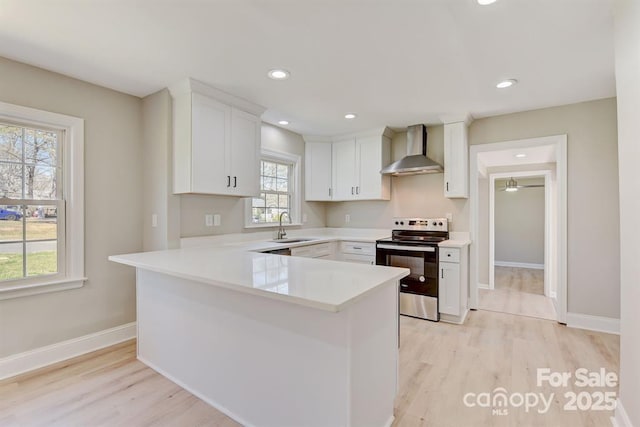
[0,277,87,301]
[244,223,303,229]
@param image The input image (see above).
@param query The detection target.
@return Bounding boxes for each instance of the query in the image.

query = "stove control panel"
[392,217,448,232]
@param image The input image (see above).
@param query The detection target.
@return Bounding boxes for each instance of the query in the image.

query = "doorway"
[469,135,567,324]
[479,171,556,320]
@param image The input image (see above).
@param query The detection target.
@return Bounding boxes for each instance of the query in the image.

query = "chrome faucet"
[277,211,290,240]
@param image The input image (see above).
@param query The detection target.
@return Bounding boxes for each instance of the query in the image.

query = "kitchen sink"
[270,238,315,244]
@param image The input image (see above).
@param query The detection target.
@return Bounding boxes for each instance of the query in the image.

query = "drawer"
[312,242,333,257]
[291,242,333,258]
[341,253,375,265]
[291,245,314,257]
[439,247,460,263]
[340,241,375,256]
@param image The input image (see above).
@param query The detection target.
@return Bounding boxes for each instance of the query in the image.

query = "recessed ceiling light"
[496,79,518,89]
[344,113,357,119]
[278,120,289,125]
[477,0,497,5]
[268,69,290,80]
[515,153,527,158]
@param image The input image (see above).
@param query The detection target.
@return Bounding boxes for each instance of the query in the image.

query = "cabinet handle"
[227,176,231,187]
[233,176,237,188]
[356,186,359,194]
[446,182,449,192]
[351,187,354,195]
[441,268,444,279]
[353,246,362,250]
[329,188,332,197]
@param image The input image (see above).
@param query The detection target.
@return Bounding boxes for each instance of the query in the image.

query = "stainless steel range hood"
[380,124,443,176]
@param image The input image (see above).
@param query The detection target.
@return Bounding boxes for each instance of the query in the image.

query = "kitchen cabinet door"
[439,261,461,316]
[230,108,260,196]
[332,138,357,200]
[356,135,390,200]
[444,122,469,198]
[189,93,231,194]
[305,142,333,201]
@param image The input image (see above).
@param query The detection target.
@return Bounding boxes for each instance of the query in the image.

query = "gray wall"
[470,97,620,319]
[613,0,640,424]
[325,128,469,231]
[494,178,545,265]
[141,89,180,251]
[0,56,142,357]
[179,123,326,237]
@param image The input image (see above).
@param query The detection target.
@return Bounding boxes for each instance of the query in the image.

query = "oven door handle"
[376,244,436,252]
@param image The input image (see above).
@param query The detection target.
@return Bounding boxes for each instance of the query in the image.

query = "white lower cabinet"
[339,241,376,265]
[438,245,469,322]
[290,242,334,259]
[439,259,461,316]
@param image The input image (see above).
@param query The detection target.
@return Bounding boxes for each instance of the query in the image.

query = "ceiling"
[0,0,615,136]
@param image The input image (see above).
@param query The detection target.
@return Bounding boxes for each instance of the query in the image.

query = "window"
[245,149,300,227]
[0,101,84,300]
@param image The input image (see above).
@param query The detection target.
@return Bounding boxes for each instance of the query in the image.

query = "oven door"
[376,242,439,321]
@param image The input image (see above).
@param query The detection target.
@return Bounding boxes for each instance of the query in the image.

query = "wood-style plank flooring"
[1,311,619,426]
[479,267,556,321]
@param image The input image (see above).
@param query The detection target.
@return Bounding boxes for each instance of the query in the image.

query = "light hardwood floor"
[1,311,619,427]
[479,267,556,321]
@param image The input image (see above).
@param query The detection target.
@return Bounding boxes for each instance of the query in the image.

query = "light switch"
[213,214,221,226]
[345,214,351,223]
[151,214,158,228]
[205,214,214,227]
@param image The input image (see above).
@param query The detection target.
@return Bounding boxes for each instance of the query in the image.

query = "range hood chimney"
[380,124,443,175]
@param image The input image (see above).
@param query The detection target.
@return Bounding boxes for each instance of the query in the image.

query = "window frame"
[0,101,85,300]
[244,149,301,229]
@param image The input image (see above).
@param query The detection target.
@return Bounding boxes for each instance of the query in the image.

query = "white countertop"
[109,246,408,312]
[110,227,472,312]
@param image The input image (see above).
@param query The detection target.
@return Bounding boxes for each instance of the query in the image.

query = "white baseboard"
[495,261,544,270]
[566,313,620,335]
[0,322,136,380]
[612,398,634,427]
[478,283,490,290]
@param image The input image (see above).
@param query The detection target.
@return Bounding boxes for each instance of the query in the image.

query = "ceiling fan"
[500,177,545,192]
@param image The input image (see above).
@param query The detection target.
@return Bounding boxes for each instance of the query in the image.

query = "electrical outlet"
[151,214,158,228]
[446,213,453,222]
[345,214,351,223]
[213,214,221,226]
[205,214,214,227]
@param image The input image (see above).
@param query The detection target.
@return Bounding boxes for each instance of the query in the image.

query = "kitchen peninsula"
[109,236,409,427]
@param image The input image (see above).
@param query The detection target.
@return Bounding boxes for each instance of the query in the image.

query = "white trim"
[478,283,490,290]
[0,100,85,298]
[566,313,620,335]
[0,322,136,380]
[244,148,302,228]
[612,399,634,427]
[139,355,255,427]
[469,135,567,324]
[494,261,545,270]
[0,277,86,300]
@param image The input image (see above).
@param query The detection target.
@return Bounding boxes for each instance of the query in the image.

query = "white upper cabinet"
[443,121,469,198]
[170,78,265,196]
[332,138,358,200]
[305,128,391,202]
[304,142,333,201]
[356,135,390,200]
